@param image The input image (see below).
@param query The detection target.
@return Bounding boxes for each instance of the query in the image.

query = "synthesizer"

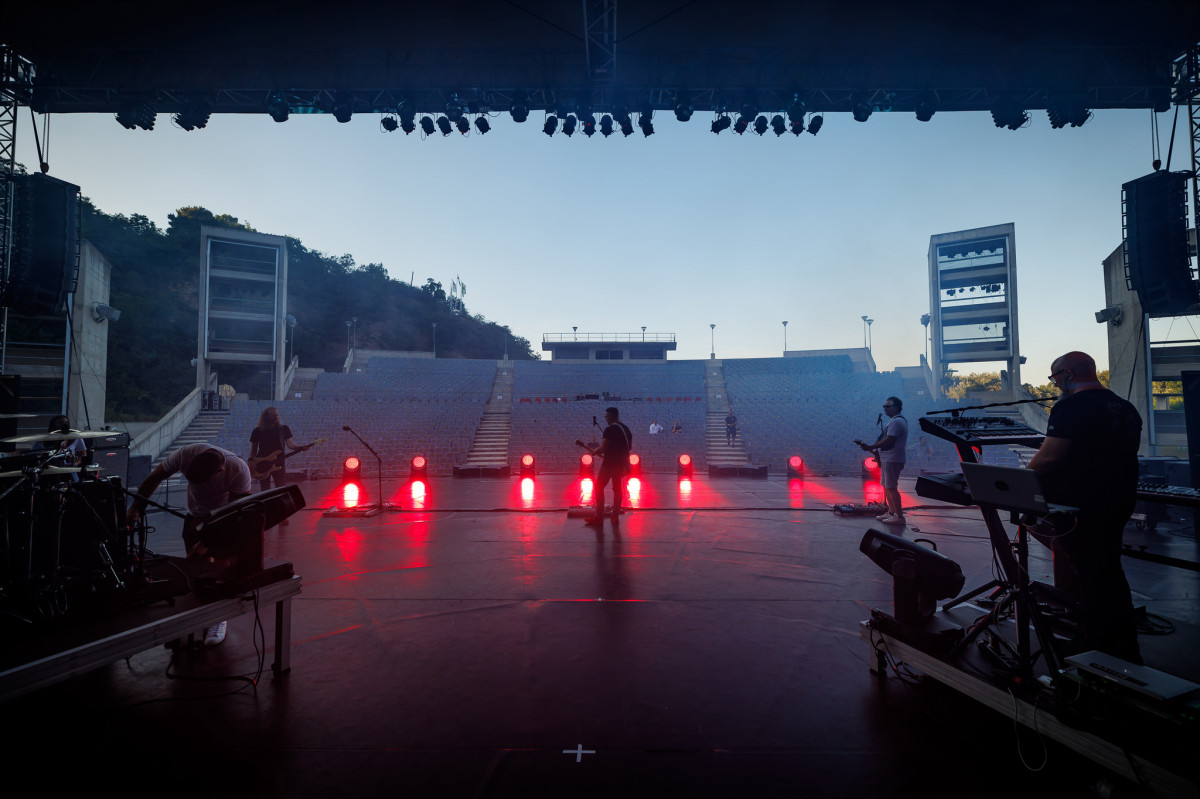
[919,415,1045,450]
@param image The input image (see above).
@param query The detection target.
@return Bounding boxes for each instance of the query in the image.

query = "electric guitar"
[248,437,327,479]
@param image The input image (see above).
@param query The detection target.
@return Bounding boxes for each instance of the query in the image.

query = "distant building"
[542,332,677,362]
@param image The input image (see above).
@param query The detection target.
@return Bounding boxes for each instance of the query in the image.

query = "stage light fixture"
[420,116,436,136]
[620,117,634,137]
[753,115,769,135]
[343,456,362,482]
[770,114,786,136]
[851,92,873,122]
[579,452,595,477]
[807,115,824,135]
[580,113,596,137]
[381,115,399,132]
[116,99,156,131]
[599,114,614,137]
[1047,98,1092,129]
[444,97,464,121]
[267,95,290,123]
[674,100,694,122]
[475,116,490,134]
[399,107,416,134]
[410,454,428,479]
[914,92,937,122]
[677,453,693,478]
[627,452,641,477]
[173,102,211,132]
[436,116,453,136]
[787,98,807,122]
[520,453,536,478]
[638,112,654,137]
[734,116,749,135]
[789,119,804,135]
[332,100,353,124]
[562,114,577,136]
[710,114,731,134]
[862,456,880,479]
[456,116,470,134]
[510,97,530,123]
[859,528,965,626]
[614,107,631,127]
[787,455,804,478]
[990,99,1029,131]
[543,115,558,136]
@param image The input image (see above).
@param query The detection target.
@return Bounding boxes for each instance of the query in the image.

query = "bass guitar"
[248,437,327,480]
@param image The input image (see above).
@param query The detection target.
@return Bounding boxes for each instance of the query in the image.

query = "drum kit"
[0,425,141,621]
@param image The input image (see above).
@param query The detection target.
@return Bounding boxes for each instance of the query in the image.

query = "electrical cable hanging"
[1151,107,1161,170]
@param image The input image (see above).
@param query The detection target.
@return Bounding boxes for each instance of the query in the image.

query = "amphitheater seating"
[508,361,707,472]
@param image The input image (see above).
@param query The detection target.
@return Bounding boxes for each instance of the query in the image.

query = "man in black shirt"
[1028,351,1142,662]
[582,406,632,526]
[249,407,311,494]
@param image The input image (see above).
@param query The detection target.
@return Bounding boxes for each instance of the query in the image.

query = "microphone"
[876,413,882,425]
[592,415,599,427]
[343,425,351,431]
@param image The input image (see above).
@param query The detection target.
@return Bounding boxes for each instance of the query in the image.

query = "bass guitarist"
[248,407,313,500]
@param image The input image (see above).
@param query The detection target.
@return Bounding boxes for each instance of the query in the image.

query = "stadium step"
[460,364,514,469]
[153,410,231,468]
[704,362,752,466]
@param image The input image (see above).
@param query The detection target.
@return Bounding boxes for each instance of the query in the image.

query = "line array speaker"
[6,174,81,316]
[1122,171,1195,318]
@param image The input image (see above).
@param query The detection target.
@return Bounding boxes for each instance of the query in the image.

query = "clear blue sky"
[16,106,1192,379]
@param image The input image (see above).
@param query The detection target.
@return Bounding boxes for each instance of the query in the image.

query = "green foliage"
[944,371,1002,399]
[83,201,537,421]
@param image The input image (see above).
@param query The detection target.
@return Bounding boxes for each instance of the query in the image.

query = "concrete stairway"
[153,410,231,468]
[285,367,324,401]
[704,361,752,468]
[456,364,514,475]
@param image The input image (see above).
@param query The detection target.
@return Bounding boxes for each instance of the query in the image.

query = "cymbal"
[0,413,37,418]
[0,465,81,477]
[0,429,119,445]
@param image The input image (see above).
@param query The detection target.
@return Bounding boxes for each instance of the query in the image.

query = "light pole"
[286,313,296,364]
[920,313,931,365]
[782,320,788,353]
[861,315,869,349]
[572,326,577,341]
[432,322,437,357]
[866,318,874,353]
[641,325,646,341]
[351,317,357,351]
[709,323,716,359]
[345,320,352,358]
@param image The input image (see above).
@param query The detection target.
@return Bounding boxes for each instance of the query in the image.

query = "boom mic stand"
[340,425,388,515]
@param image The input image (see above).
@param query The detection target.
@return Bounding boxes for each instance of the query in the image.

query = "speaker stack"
[1122,170,1195,318]
[6,174,81,317]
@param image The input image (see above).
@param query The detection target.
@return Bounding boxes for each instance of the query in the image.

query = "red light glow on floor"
[520,477,535,506]
[410,479,427,508]
[342,482,360,508]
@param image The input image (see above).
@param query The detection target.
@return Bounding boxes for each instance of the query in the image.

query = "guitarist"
[580,406,633,527]
[248,407,312,500]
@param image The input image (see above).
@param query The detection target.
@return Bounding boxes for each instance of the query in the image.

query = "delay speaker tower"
[6,174,81,317]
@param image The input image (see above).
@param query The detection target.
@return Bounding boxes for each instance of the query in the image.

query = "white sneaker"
[875,513,892,521]
[204,621,227,646]
[881,515,906,525]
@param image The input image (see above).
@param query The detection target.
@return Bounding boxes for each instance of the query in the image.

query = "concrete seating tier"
[313,357,497,401]
[723,362,998,475]
[210,398,485,477]
[509,399,708,473]
[511,360,705,402]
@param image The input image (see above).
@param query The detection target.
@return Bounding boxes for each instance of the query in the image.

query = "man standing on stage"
[857,396,908,525]
[582,407,633,527]
[249,406,311,495]
[1028,351,1142,662]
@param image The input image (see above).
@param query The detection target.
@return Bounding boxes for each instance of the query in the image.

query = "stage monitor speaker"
[7,173,81,316]
[1122,171,1195,318]
[0,375,19,448]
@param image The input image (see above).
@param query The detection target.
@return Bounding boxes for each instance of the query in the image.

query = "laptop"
[959,462,1076,515]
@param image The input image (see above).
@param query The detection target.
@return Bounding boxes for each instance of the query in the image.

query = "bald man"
[1028,351,1142,663]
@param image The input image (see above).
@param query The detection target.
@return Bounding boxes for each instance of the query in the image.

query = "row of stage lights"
[112,91,1095,134]
[340,452,833,481]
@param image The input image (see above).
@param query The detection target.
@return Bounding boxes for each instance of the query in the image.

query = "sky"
[14,104,1197,380]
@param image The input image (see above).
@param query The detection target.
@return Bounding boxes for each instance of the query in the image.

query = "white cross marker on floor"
[563,744,596,762]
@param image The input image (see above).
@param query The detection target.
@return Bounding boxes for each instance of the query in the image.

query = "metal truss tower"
[0,47,34,374]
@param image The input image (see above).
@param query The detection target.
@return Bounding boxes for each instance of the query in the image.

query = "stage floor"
[6,474,1198,798]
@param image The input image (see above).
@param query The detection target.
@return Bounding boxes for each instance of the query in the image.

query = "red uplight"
[678,454,692,466]
[629,453,640,466]
[412,455,427,470]
[863,457,880,472]
[521,454,535,467]
[581,453,594,467]
[344,456,360,471]
[789,455,803,470]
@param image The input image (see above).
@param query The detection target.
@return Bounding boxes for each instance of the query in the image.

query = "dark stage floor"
[6,474,1198,798]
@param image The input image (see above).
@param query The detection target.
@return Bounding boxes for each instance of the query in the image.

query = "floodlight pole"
[709,323,716,359]
[782,320,788,354]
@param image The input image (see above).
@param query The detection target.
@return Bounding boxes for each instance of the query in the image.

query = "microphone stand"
[343,425,389,512]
